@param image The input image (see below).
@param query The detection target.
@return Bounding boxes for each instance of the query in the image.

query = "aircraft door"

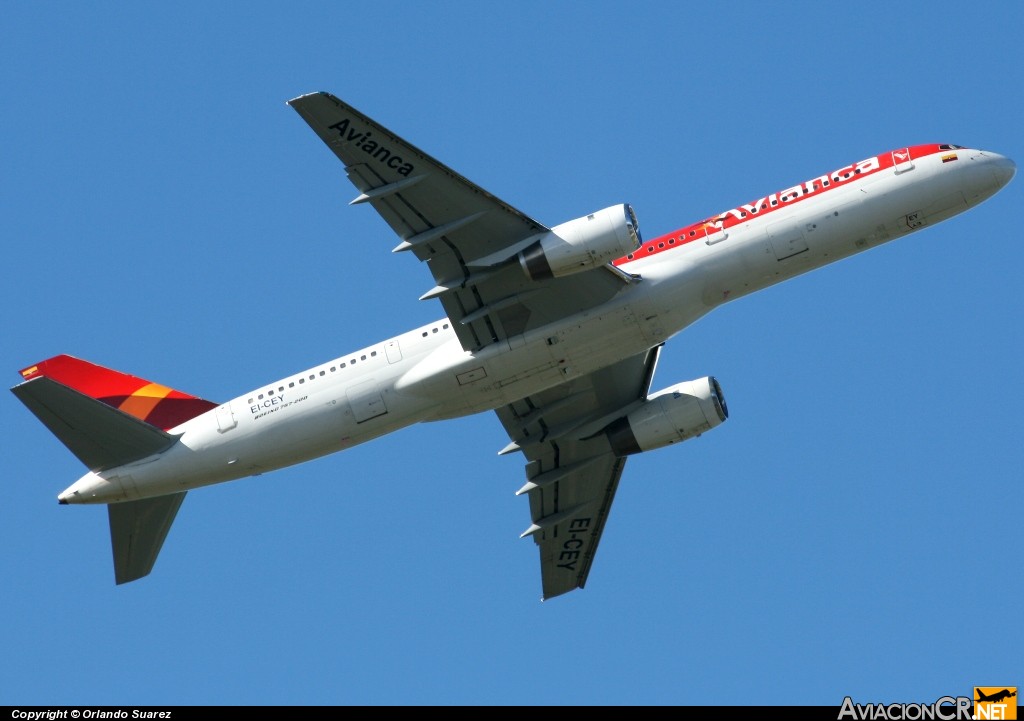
[703,223,728,246]
[385,340,402,364]
[215,402,237,433]
[346,379,388,422]
[892,147,914,174]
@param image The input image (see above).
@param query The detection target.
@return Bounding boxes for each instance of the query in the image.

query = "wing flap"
[108,492,186,584]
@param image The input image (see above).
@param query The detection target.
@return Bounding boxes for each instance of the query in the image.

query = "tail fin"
[109,492,187,584]
[12,355,216,585]
[16,354,217,431]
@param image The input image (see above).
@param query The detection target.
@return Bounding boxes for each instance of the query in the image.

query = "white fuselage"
[60,147,1014,504]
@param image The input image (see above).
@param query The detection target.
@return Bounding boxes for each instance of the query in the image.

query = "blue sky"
[3,1,1021,706]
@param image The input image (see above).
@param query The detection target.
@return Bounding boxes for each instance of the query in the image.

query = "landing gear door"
[346,380,388,423]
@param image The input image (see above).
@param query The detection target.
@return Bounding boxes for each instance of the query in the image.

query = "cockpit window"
[940,144,965,150]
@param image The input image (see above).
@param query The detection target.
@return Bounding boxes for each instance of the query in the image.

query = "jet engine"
[519,204,641,280]
[604,376,728,456]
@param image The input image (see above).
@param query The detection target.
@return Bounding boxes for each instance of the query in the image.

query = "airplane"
[976,689,1017,704]
[11,92,1015,599]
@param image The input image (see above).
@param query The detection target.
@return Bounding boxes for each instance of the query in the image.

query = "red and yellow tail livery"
[19,355,216,431]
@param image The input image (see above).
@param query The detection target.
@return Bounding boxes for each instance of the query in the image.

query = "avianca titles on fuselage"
[11,92,1015,597]
[620,144,974,263]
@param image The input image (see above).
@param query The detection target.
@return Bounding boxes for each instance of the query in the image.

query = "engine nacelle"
[518,204,641,281]
[604,377,728,457]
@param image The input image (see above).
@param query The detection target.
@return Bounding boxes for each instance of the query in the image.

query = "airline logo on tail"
[18,355,216,431]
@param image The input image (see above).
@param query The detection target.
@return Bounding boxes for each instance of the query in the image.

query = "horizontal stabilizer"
[11,377,178,471]
[108,492,186,584]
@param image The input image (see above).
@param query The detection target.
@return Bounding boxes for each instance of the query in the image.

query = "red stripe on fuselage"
[614,144,948,266]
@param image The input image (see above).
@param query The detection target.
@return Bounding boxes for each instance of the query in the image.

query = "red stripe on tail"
[18,355,217,431]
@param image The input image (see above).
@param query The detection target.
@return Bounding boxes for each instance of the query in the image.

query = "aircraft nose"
[963,151,1016,204]
[988,153,1016,188]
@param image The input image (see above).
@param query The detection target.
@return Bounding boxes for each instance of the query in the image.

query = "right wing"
[495,346,661,600]
[288,92,637,352]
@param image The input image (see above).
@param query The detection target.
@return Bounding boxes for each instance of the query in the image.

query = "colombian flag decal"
[942,153,958,163]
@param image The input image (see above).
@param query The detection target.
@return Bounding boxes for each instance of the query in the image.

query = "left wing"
[496,346,661,600]
[288,92,634,352]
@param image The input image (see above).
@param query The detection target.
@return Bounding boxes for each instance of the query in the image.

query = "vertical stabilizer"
[17,355,217,431]
[12,355,212,585]
[109,493,187,584]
